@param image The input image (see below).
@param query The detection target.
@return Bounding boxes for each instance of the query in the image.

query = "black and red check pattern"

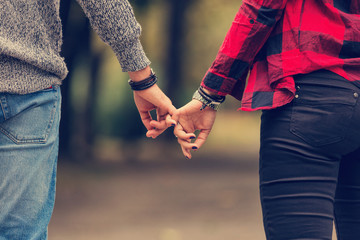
[201,0,360,111]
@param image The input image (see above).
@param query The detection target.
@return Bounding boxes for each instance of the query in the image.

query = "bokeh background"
[47,0,338,239]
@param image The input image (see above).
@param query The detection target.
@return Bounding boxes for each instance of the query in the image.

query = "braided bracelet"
[192,86,226,111]
[128,69,157,91]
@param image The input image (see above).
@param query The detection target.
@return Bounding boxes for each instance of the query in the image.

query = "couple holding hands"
[2,0,360,239]
[129,65,219,160]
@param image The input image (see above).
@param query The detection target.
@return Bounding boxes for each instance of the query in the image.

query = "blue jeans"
[0,86,61,239]
[260,71,360,240]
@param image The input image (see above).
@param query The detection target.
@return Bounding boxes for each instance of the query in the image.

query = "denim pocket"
[290,85,358,147]
[0,87,60,144]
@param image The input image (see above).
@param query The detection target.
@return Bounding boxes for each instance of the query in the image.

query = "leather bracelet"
[128,69,157,91]
[198,86,225,102]
[192,87,225,111]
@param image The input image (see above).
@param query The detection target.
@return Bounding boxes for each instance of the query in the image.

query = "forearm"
[202,0,288,98]
[76,0,151,72]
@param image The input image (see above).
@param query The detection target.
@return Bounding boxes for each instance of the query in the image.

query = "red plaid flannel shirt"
[201,0,360,111]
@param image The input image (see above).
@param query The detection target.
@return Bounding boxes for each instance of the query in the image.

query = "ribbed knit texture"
[0,0,150,94]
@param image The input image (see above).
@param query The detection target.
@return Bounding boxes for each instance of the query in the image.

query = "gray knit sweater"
[0,0,151,94]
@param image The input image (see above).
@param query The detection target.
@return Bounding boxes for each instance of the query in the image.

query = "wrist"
[192,87,225,111]
[128,66,152,82]
[202,87,220,97]
[128,67,158,91]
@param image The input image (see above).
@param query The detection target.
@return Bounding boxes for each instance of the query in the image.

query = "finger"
[148,108,173,130]
[171,109,180,123]
[173,121,194,159]
[146,127,166,139]
[157,105,175,124]
[147,111,174,138]
[177,137,198,151]
[173,122,186,137]
[175,128,196,141]
[167,104,177,117]
[194,129,211,149]
[181,144,192,159]
[166,114,177,127]
[149,109,169,129]
[149,119,168,130]
[148,116,173,138]
[174,124,190,144]
[138,111,153,131]
[155,94,177,117]
[173,122,196,141]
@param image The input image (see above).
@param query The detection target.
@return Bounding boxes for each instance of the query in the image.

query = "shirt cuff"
[201,70,235,96]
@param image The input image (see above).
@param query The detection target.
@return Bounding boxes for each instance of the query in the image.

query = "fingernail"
[185,156,190,160]
[190,136,195,139]
[171,123,176,127]
[192,146,198,150]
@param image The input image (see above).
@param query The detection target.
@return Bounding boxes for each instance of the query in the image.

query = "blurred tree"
[60,0,103,161]
[184,0,242,109]
[59,0,84,159]
[165,0,195,106]
[59,0,235,162]
[132,0,151,9]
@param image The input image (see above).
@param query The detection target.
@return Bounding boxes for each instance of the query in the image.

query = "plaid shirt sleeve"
[201,0,288,101]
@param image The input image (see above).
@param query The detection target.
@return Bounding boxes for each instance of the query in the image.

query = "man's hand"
[133,85,176,138]
[129,66,176,138]
[172,100,217,159]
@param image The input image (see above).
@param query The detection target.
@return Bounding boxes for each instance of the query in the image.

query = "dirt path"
[48,153,266,240]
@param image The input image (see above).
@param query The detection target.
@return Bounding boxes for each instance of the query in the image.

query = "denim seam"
[0,95,9,120]
[344,91,360,142]
[289,88,356,147]
[261,190,272,240]
[259,174,272,240]
[334,203,342,240]
[0,90,58,144]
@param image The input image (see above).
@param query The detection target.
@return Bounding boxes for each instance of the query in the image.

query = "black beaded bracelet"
[128,69,158,91]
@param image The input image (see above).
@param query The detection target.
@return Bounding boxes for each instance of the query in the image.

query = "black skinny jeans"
[260,70,360,240]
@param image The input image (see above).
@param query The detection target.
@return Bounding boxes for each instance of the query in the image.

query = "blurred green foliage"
[62,0,252,159]
[89,0,242,135]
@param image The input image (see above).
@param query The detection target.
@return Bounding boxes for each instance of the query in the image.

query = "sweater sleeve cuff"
[115,39,151,72]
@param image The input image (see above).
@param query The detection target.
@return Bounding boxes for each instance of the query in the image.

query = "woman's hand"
[171,100,217,159]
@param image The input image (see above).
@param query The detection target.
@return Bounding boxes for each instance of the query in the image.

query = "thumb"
[170,108,181,123]
[167,103,177,116]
